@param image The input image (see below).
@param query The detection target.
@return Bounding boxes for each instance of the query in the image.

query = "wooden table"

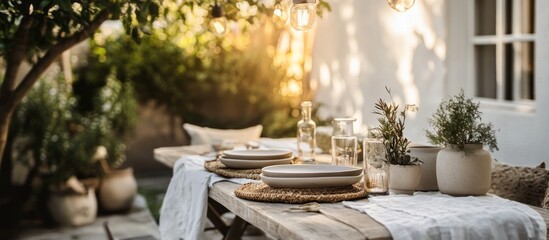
[155,145,549,240]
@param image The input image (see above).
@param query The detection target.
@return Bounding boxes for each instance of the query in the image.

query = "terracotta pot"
[409,146,442,191]
[99,168,137,212]
[436,144,492,196]
[48,189,97,227]
[389,164,421,195]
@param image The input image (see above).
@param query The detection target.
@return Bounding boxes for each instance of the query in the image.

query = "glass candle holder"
[363,139,389,194]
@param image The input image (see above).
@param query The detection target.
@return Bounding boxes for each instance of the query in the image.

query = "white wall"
[311,0,548,167]
[310,0,447,144]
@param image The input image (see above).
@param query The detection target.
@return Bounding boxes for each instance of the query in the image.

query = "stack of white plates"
[261,165,363,188]
[219,149,294,169]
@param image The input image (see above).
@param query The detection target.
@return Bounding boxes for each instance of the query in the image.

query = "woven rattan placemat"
[204,159,262,180]
[235,182,368,204]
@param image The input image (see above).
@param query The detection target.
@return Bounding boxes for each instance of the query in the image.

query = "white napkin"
[343,192,547,240]
[159,155,255,240]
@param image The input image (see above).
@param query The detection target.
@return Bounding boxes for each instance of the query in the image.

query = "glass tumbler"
[363,139,389,194]
[331,118,357,166]
[331,136,358,166]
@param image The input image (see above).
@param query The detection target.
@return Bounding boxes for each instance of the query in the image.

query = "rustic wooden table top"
[155,145,549,240]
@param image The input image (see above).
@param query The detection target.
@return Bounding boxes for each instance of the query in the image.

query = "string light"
[210,0,227,36]
[387,0,415,12]
[290,0,316,31]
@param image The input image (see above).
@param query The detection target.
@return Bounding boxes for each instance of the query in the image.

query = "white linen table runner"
[159,155,255,240]
[343,192,546,240]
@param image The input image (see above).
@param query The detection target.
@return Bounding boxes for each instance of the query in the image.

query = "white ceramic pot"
[389,164,421,195]
[99,168,137,212]
[436,144,492,196]
[409,146,442,191]
[48,189,97,226]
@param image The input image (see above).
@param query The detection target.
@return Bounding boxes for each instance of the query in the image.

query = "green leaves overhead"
[0,0,161,58]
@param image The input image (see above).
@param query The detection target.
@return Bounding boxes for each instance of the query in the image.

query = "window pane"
[503,42,535,101]
[521,0,535,34]
[520,42,535,100]
[505,0,512,34]
[475,45,497,99]
[506,0,535,34]
[475,0,496,35]
[504,43,514,100]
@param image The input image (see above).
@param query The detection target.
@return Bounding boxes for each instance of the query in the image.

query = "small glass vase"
[363,139,389,194]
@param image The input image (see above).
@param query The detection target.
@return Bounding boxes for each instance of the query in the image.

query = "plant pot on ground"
[98,166,137,213]
[426,90,498,196]
[373,87,421,195]
[47,177,97,227]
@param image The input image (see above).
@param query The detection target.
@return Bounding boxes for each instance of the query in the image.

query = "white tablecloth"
[344,192,546,240]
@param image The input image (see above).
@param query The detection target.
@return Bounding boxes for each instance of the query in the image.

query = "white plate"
[260,174,363,188]
[262,164,362,178]
[223,149,293,160]
[219,156,293,169]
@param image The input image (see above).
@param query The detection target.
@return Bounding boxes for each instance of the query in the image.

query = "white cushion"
[183,123,263,145]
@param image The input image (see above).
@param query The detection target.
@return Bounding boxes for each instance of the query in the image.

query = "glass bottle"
[297,101,316,163]
[331,118,358,166]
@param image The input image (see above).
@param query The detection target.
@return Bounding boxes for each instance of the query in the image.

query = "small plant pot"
[389,164,421,195]
[409,146,442,191]
[436,144,491,196]
[99,168,137,212]
[47,188,97,227]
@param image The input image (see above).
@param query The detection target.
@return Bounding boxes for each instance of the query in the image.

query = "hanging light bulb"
[386,0,415,12]
[272,2,289,28]
[290,0,316,31]
[210,1,227,36]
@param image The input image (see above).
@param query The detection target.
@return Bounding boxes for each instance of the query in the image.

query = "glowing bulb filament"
[213,21,225,33]
[210,17,227,36]
[296,9,310,28]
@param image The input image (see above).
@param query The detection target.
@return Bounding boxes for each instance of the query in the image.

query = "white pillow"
[183,123,263,145]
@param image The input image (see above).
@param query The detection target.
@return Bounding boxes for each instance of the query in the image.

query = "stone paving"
[16,196,160,240]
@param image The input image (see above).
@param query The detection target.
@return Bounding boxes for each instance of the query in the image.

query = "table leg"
[207,198,230,235]
[224,216,248,240]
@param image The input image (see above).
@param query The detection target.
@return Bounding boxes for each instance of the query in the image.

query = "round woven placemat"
[204,159,261,180]
[235,182,368,204]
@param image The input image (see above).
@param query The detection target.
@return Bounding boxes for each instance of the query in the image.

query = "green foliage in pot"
[373,87,419,165]
[11,74,137,185]
[426,90,498,152]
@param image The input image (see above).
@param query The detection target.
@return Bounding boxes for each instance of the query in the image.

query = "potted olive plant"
[374,88,421,194]
[426,90,498,196]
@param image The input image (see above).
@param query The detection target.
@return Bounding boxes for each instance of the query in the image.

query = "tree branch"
[0,17,34,97]
[12,9,111,105]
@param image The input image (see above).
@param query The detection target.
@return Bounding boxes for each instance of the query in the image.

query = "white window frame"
[448,0,537,112]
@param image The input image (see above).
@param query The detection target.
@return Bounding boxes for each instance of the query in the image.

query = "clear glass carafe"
[297,101,316,163]
[331,118,357,166]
